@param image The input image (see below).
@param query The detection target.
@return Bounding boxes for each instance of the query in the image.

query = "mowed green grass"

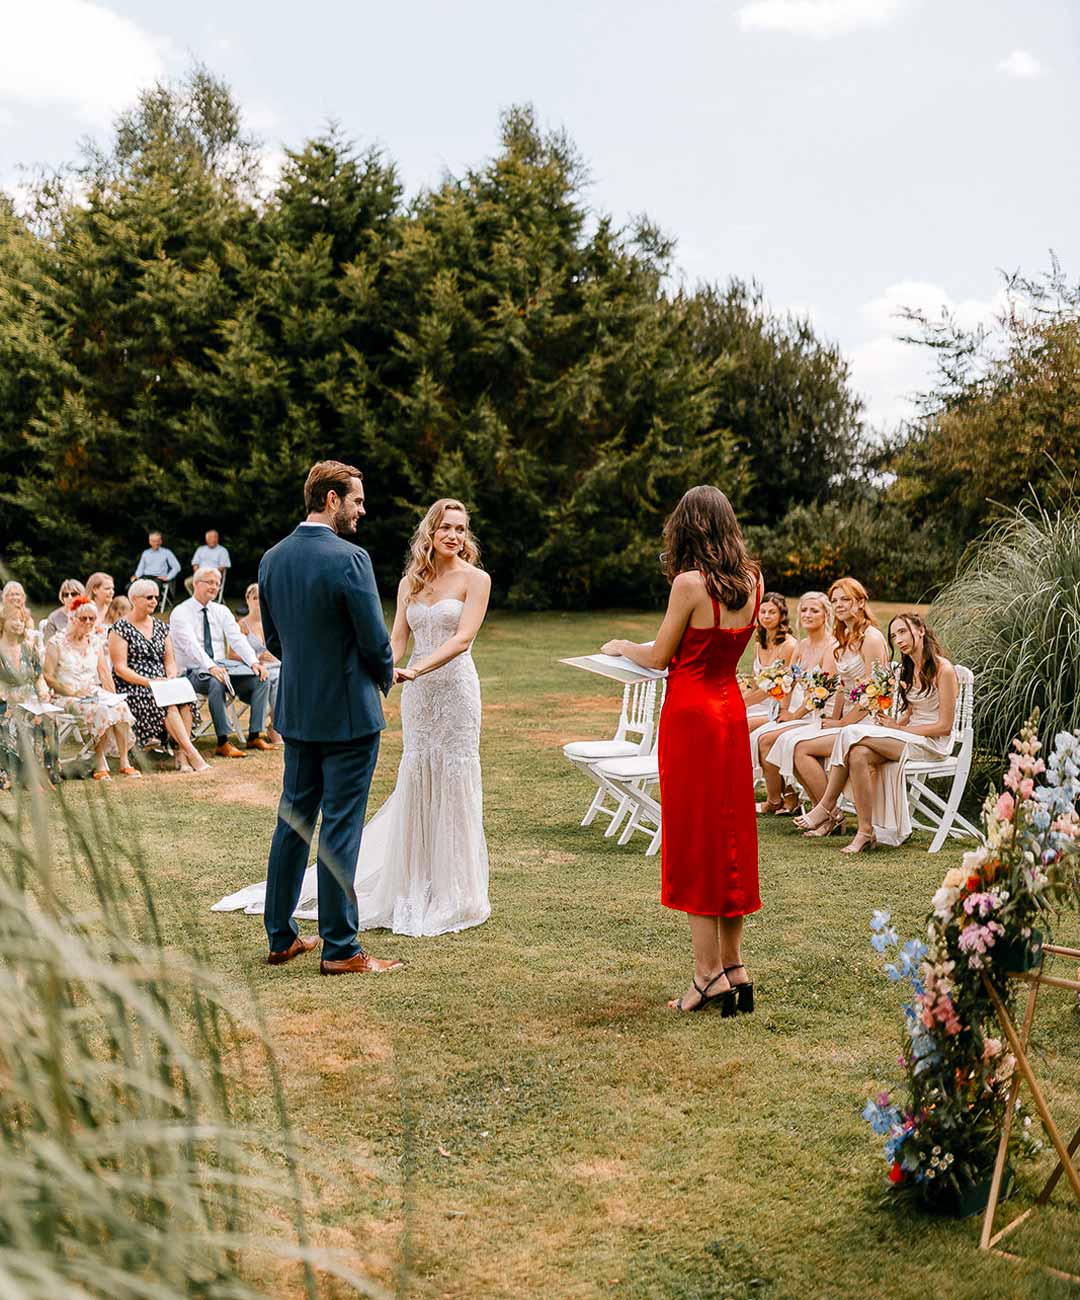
[29,608,1080,1299]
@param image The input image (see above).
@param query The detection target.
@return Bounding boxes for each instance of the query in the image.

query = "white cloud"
[735,0,903,38]
[999,49,1044,80]
[850,280,1009,430]
[0,0,170,127]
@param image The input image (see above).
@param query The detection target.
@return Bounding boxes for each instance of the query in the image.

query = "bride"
[214,498,492,937]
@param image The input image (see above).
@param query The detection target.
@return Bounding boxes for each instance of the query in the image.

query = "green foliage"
[0,74,866,606]
[931,502,1080,758]
[887,263,1080,551]
[0,786,371,1298]
[746,497,945,602]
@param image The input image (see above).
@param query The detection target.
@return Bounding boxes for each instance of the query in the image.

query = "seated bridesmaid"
[754,591,836,814]
[799,613,957,852]
[779,576,889,818]
[741,591,797,736]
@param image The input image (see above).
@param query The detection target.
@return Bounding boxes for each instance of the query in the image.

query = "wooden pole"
[981,975,1080,1203]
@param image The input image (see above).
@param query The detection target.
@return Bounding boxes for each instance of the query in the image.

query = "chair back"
[613,678,660,753]
[950,664,974,757]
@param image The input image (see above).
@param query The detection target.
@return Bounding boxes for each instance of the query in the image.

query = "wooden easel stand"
[979,943,1080,1284]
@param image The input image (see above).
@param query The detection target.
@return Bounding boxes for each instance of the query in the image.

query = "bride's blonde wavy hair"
[403,499,481,603]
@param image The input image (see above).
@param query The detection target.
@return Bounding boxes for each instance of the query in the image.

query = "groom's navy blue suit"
[259,523,395,960]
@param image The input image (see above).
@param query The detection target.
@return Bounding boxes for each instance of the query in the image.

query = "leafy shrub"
[745,498,951,603]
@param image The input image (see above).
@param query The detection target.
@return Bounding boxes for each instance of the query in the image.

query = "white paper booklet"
[150,677,198,707]
[583,653,666,680]
[18,699,64,716]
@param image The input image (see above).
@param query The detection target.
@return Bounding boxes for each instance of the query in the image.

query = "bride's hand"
[394,667,418,685]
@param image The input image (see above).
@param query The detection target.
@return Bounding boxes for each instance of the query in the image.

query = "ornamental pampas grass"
[0,787,377,1299]
[931,501,1080,760]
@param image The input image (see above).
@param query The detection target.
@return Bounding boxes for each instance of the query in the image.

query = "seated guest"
[43,596,138,781]
[104,594,132,628]
[0,604,59,789]
[169,567,271,758]
[741,591,797,737]
[237,582,282,745]
[110,580,210,774]
[755,591,836,814]
[84,572,115,638]
[799,614,957,852]
[772,576,889,816]
[1,581,36,647]
[45,579,85,641]
[133,531,181,601]
[191,529,231,600]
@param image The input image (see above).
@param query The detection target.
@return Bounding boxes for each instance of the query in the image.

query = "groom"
[258,460,404,975]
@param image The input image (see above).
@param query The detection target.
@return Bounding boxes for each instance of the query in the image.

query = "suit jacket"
[258,524,395,741]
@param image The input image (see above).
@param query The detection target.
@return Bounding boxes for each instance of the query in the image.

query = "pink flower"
[995,792,1015,822]
[1018,778,1035,799]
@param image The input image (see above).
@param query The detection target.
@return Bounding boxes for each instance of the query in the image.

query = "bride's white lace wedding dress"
[212,597,491,937]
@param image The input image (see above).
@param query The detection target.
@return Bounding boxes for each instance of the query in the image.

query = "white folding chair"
[589,680,668,856]
[591,731,663,856]
[564,677,660,834]
[906,663,982,852]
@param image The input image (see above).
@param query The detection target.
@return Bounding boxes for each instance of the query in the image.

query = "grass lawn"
[25,608,1080,1299]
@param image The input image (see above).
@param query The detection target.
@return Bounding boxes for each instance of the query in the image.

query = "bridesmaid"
[602,485,762,1015]
[775,576,888,818]
[754,592,836,813]
[741,592,797,736]
[798,614,957,851]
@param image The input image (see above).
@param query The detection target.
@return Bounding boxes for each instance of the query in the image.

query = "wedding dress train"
[213,597,491,937]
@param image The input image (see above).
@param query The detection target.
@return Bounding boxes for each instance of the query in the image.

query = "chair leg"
[581,783,607,827]
[604,792,632,838]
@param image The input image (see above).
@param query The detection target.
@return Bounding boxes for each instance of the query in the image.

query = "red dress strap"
[751,580,762,624]
[711,595,722,627]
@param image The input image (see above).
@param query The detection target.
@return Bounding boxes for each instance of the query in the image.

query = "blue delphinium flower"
[871,926,900,953]
[869,909,892,933]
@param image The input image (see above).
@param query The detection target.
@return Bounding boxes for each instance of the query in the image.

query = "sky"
[1,0,1077,432]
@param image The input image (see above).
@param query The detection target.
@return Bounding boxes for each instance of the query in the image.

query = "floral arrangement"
[754,660,796,701]
[862,716,1080,1209]
[795,665,839,716]
[849,661,900,717]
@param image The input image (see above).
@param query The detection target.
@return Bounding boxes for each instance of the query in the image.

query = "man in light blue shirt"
[191,529,231,600]
[134,531,181,602]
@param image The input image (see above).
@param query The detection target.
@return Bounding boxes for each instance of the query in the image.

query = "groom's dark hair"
[304,460,363,512]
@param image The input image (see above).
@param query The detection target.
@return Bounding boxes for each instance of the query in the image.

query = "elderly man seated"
[169,567,272,758]
[134,531,181,603]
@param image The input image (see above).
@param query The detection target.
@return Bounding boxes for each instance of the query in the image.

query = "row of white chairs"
[564,667,981,855]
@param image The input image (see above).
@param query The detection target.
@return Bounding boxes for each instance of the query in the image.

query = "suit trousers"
[264,733,380,961]
[186,668,268,740]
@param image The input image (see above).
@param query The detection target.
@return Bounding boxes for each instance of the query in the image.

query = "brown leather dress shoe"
[266,934,320,966]
[246,735,274,751]
[320,952,406,976]
[215,741,247,758]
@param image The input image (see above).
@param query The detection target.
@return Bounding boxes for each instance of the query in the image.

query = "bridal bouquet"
[795,665,838,715]
[849,662,900,717]
[754,660,796,701]
[862,715,1080,1211]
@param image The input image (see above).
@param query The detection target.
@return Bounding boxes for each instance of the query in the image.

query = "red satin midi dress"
[657,584,762,917]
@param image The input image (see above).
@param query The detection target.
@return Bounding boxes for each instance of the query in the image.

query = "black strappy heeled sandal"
[724,964,755,1015]
[675,971,737,1016]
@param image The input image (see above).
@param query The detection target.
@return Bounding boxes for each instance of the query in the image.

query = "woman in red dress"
[602,486,762,1014]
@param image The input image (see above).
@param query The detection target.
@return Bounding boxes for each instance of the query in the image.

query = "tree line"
[1,68,1075,607]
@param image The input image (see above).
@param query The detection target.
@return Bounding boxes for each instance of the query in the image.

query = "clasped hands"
[393,666,418,685]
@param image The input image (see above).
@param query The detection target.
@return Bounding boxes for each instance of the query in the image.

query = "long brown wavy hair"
[756,592,791,649]
[662,486,759,611]
[403,499,481,604]
[828,576,880,651]
[889,613,947,705]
